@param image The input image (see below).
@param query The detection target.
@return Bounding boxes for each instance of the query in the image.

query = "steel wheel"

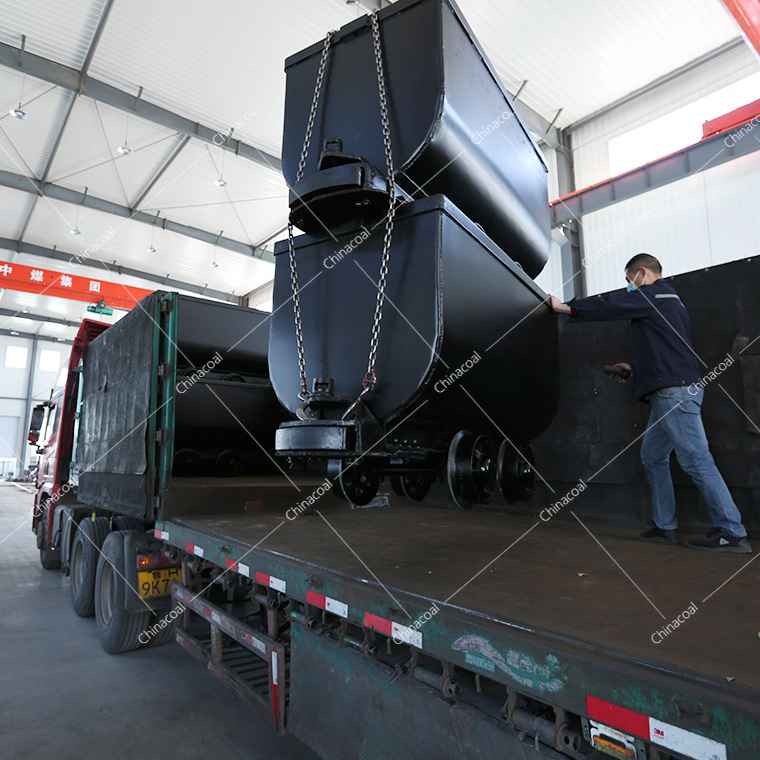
[333,459,380,506]
[498,441,536,503]
[447,431,498,508]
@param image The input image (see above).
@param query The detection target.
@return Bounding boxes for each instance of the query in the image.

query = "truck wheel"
[95,531,151,654]
[112,515,144,532]
[70,517,111,617]
[144,612,177,647]
[37,510,61,571]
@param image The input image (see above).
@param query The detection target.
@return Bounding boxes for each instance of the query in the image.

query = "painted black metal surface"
[270,195,559,443]
[281,0,550,278]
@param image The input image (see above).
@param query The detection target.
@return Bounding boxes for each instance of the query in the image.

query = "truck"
[30,1,760,758]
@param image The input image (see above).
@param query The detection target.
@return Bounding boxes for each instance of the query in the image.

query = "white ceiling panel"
[23,197,275,297]
[0,0,107,68]
[0,187,36,238]
[86,0,361,158]
[0,72,73,178]
[48,96,183,207]
[138,140,289,247]
[457,0,741,128]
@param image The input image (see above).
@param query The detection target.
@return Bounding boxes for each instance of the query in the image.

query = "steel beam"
[550,115,760,226]
[0,41,282,174]
[0,238,244,303]
[0,169,274,262]
[0,307,80,328]
[81,0,117,76]
[0,327,71,344]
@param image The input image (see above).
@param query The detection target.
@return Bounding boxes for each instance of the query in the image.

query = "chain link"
[362,8,396,396]
[288,12,396,406]
[288,30,334,400]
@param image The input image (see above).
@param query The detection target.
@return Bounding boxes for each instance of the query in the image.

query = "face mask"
[627,271,642,292]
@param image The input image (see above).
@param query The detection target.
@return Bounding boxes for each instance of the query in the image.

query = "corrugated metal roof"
[456,0,740,129]
[0,0,106,69]
[86,0,361,158]
[0,71,73,178]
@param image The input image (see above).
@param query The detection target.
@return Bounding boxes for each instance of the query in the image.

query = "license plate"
[138,567,181,599]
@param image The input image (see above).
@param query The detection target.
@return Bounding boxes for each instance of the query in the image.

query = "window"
[4,345,28,369]
[608,72,760,176]
[255,299,273,312]
[39,349,61,373]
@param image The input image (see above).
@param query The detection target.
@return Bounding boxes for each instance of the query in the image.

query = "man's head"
[624,253,662,289]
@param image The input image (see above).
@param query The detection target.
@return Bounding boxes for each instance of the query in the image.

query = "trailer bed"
[158,486,760,755]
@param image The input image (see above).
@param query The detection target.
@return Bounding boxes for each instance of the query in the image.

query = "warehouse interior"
[1,0,758,476]
[1,1,759,758]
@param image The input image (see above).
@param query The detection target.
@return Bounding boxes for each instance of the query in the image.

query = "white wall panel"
[571,44,760,189]
[581,151,760,296]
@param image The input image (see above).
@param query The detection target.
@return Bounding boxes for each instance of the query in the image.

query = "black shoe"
[640,524,680,544]
[688,532,752,554]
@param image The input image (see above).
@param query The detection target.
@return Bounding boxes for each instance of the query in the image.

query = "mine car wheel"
[447,431,498,508]
[333,459,380,506]
[216,449,244,477]
[498,441,536,503]
[173,448,200,478]
[390,474,432,502]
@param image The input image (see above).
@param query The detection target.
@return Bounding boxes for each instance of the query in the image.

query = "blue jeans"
[640,386,746,537]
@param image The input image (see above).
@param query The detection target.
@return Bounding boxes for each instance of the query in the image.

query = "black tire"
[70,517,111,617]
[95,531,151,654]
[37,510,61,571]
[112,515,144,532]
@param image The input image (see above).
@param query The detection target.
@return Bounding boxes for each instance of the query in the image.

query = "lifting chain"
[288,10,396,405]
[288,29,334,401]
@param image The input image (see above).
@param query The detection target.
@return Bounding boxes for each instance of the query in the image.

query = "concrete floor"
[0,484,320,760]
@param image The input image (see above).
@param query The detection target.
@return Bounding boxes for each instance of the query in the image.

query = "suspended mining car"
[269,0,560,508]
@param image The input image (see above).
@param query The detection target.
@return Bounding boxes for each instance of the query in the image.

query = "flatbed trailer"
[154,481,760,760]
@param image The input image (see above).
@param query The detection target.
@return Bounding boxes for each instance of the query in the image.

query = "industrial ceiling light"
[10,40,29,120]
[70,201,82,235]
[211,233,221,268]
[117,144,133,156]
[214,177,227,187]
[147,217,158,253]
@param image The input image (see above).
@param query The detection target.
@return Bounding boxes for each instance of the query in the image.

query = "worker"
[550,253,751,554]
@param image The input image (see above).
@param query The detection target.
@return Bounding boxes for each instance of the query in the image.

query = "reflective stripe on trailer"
[154,529,169,540]
[185,542,204,558]
[306,589,348,618]
[364,611,423,648]
[587,695,727,760]
[224,557,250,577]
[255,571,286,593]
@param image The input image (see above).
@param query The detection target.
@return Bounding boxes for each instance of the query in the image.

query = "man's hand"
[611,362,632,383]
[549,294,572,314]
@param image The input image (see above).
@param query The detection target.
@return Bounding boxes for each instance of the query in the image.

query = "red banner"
[0,260,153,310]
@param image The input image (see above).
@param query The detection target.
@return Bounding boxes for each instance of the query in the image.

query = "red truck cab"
[31,320,109,568]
